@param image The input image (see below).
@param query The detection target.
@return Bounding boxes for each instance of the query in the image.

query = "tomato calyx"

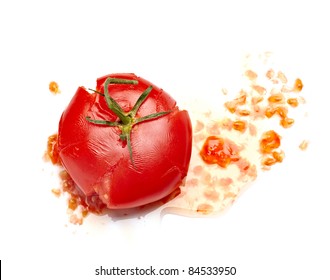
[86,77,172,166]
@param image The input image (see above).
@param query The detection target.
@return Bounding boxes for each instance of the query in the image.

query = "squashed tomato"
[57,73,192,209]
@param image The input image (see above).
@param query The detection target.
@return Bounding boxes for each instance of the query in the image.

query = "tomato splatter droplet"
[299,140,309,151]
[272,150,285,162]
[200,136,241,168]
[46,134,60,165]
[268,93,285,103]
[49,81,60,94]
[68,198,78,211]
[232,120,247,132]
[280,117,295,128]
[260,130,281,154]
[293,78,303,92]
[287,98,299,107]
[262,157,277,166]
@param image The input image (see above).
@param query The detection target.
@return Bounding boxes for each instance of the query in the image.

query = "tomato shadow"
[99,188,182,222]
[101,201,163,222]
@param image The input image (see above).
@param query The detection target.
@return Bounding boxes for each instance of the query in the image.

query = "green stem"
[134,111,171,124]
[85,117,121,126]
[124,126,135,166]
[106,78,138,85]
[103,78,131,124]
[86,77,172,166]
[129,85,153,117]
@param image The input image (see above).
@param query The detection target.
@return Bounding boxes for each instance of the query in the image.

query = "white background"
[1,0,329,279]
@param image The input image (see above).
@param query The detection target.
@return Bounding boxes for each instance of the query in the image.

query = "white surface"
[1,0,329,279]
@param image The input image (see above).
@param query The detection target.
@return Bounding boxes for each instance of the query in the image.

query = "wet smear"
[163,52,308,216]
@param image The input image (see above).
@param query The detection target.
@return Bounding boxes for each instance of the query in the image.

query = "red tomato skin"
[58,74,192,209]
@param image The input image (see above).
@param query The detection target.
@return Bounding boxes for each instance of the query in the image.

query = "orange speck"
[245,69,258,80]
[68,198,78,211]
[252,105,266,119]
[275,106,288,118]
[82,209,89,218]
[287,98,299,107]
[232,120,247,133]
[223,192,236,200]
[219,177,233,187]
[266,69,275,79]
[49,81,60,94]
[280,117,294,128]
[197,203,213,214]
[69,214,83,225]
[247,164,257,180]
[268,93,285,103]
[236,91,247,105]
[293,78,303,92]
[265,106,276,118]
[51,188,61,197]
[251,96,264,105]
[204,188,220,201]
[59,169,71,181]
[236,158,252,177]
[225,100,238,113]
[272,150,285,162]
[262,157,277,166]
[260,130,281,154]
[220,118,233,130]
[237,109,251,116]
[252,85,266,95]
[277,71,288,84]
[299,140,309,151]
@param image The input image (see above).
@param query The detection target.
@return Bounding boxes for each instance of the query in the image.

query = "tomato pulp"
[57,73,192,209]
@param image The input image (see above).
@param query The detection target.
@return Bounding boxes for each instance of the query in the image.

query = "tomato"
[57,73,192,209]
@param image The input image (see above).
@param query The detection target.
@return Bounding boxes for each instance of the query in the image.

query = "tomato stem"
[103,78,131,125]
[129,85,152,117]
[85,117,120,126]
[86,77,171,166]
[105,77,138,85]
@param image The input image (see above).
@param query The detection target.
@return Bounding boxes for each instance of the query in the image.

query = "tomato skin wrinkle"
[57,73,192,209]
